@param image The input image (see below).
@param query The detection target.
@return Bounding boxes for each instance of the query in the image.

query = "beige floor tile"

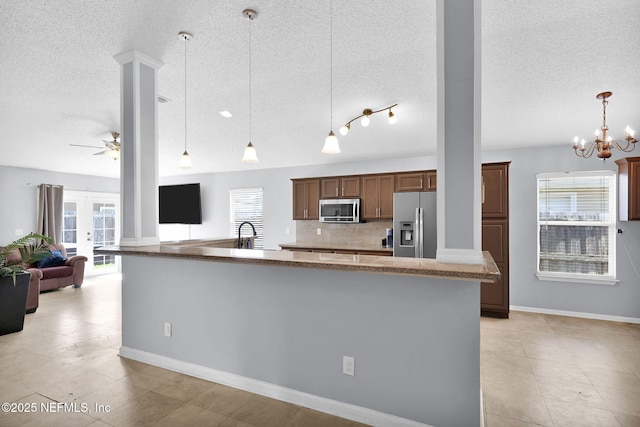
[218,417,259,427]
[189,383,256,417]
[483,389,553,427]
[481,335,527,357]
[229,395,301,427]
[154,403,227,427]
[99,390,184,426]
[0,393,54,427]
[614,411,640,427]
[538,376,608,410]
[584,367,640,394]
[545,399,622,427]
[485,413,546,427]
[284,408,356,427]
[152,373,216,401]
[37,371,116,403]
[0,376,36,403]
[527,357,591,384]
[596,386,640,417]
[80,379,149,419]
[522,341,576,363]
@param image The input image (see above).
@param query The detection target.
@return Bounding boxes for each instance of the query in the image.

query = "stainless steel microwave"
[319,199,361,223]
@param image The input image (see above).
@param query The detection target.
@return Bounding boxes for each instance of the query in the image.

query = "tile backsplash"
[296,220,393,247]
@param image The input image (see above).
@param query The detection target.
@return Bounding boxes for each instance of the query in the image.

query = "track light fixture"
[339,104,398,136]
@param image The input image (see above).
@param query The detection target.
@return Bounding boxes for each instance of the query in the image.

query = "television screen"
[159,183,202,224]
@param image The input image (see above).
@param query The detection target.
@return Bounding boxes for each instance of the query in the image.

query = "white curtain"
[37,184,64,244]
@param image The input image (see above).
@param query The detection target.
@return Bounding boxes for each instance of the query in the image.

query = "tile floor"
[1,274,639,426]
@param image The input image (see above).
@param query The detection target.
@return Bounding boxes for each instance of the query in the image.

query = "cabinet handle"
[481,176,485,204]
[428,177,431,189]
[336,188,339,197]
[420,178,423,188]
[341,187,344,197]
[304,209,308,218]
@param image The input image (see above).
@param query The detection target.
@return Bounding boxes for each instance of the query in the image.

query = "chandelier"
[572,91,636,159]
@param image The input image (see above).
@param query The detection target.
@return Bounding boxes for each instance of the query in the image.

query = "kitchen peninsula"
[96,242,499,427]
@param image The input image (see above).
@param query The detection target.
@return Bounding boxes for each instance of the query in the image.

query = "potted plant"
[0,232,53,335]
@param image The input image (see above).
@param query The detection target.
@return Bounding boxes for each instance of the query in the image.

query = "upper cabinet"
[362,175,394,219]
[482,163,509,217]
[395,171,437,192]
[615,156,640,221]
[292,179,320,220]
[321,176,361,199]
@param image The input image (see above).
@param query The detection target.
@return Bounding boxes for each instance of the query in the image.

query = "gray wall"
[122,255,481,427]
[482,145,640,319]
[0,165,119,244]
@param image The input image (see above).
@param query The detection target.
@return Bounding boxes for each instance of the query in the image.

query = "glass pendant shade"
[322,131,341,154]
[339,124,350,136]
[361,115,370,127]
[241,142,259,163]
[388,110,398,124]
[179,150,193,168]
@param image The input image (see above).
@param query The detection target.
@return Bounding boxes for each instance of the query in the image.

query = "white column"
[113,50,163,247]
[436,0,483,264]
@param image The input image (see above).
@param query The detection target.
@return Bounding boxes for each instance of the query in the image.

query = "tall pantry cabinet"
[481,162,510,318]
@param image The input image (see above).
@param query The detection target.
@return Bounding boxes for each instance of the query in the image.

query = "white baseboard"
[510,305,640,324]
[119,346,434,427]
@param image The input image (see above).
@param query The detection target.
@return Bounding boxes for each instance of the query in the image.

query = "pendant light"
[241,9,259,163]
[322,0,340,154]
[178,31,193,168]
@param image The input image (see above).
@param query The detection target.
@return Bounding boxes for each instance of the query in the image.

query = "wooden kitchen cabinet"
[481,162,510,318]
[320,176,360,199]
[395,172,426,192]
[292,179,320,220]
[395,170,437,192]
[482,164,508,217]
[615,157,640,221]
[362,175,394,219]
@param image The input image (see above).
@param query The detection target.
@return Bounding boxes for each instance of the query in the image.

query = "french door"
[62,191,120,276]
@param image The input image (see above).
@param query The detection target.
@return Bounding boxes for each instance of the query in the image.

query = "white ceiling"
[1,1,638,178]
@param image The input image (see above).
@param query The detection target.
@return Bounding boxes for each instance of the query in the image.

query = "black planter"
[0,272,30,336]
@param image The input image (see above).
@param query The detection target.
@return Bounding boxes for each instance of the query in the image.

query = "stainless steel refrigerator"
[393,192,437,258]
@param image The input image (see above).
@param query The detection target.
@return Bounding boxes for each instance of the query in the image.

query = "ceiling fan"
[70,131,121,159]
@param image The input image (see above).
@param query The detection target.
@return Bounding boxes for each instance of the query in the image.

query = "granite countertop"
[279,242,393,253]
[95,243,499,282]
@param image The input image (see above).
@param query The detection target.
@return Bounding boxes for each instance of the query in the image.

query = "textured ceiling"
[0,1,638,178]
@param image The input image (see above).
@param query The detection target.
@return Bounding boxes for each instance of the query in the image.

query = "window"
[537,171,617,285]
[230,188,264,249]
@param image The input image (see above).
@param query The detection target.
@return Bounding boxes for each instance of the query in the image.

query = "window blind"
[230,187,264,249]
[537,171,616,281]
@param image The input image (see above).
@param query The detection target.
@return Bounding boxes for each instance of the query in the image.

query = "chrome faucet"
[237,221,257,248]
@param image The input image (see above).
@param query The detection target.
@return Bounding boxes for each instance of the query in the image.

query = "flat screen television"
[159,183,202,224]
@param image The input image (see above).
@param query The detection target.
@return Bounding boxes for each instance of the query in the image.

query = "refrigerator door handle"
[414,208,422,258]
[418,207,424,258]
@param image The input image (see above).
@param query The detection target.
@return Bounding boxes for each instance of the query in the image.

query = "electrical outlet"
[15,229,23,236]
[317,228,322,236]
[285,227,291,235]
[164,322,172,337]
[343,356,354,376]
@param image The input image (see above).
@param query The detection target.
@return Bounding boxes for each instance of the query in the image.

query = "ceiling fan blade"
[93,150,109,156]
[70,144,103,149]
[102,139,118,145]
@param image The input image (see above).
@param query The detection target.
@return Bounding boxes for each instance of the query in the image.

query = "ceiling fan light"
[339,124,350,136]
[322,130,341,154]
[106,150,120,160]
[179,150,193,168]
[241,142,259,163]
[361,115,370,127]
